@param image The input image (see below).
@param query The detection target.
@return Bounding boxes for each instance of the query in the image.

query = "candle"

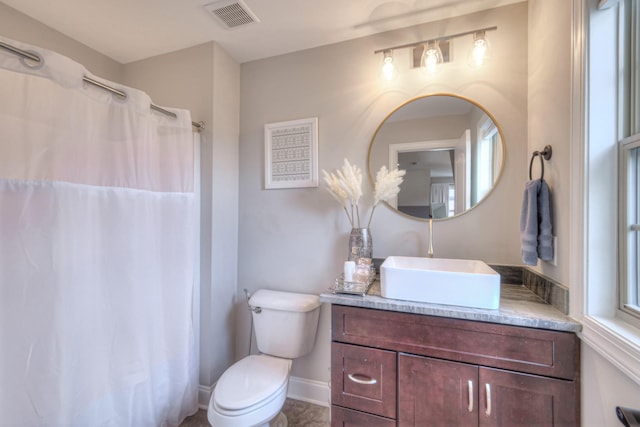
[343,261,356,282]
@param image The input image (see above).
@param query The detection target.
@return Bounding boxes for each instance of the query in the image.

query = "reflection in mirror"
[368,94,504,220]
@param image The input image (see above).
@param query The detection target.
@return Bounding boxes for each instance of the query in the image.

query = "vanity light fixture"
[422,40,443,73]
[468,30,490,68]
[380,49,398,81]
[375,25,497,78]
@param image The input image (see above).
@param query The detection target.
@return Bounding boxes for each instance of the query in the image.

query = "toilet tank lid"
[249,289,321,312]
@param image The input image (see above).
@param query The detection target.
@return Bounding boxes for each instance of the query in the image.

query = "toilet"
[207,289,321,427]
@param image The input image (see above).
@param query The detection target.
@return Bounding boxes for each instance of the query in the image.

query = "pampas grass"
[322,159,405,228]
[368,165,406,227]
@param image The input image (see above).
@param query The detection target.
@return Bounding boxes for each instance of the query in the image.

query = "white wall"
[238,2,529,387]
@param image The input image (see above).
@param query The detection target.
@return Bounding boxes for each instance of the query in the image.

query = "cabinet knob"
[347,373,378,385]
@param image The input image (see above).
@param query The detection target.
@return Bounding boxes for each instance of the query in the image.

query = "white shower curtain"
[0,37,198,426]
[430,183,450,205]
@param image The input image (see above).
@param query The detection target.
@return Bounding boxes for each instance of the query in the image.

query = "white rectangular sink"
[380,256,501,309]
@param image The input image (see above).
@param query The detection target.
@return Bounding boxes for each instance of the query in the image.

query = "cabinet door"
[331,406,396,427]
[479,367,579,427]
[398,353,478,427]
[332,342,397,419]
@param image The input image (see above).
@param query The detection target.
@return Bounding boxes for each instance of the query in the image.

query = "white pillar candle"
[343,261,355,282]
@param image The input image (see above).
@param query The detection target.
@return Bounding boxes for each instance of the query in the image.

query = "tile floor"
[180,398,330,427]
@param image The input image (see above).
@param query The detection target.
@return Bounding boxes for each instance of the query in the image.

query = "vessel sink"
[380,256,501,309]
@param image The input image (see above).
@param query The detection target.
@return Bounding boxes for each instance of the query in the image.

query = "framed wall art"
[264,117,318,189]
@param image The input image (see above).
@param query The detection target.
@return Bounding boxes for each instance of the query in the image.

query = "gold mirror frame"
[367,93,506,221]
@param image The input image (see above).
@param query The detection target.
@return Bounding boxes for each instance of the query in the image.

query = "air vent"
[204,0,260,29]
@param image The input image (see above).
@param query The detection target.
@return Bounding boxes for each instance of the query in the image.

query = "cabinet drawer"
[332,305,578,380]
[331,342,397,419]
[331,406,396,427]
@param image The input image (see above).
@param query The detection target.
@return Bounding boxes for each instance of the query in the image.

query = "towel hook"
[529,145,552,180]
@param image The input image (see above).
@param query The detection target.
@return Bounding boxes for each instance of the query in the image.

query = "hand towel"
[520,180,540,265]
[537,180,554,261]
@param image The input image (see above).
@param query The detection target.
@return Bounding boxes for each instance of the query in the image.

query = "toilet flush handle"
[243,288,262,313]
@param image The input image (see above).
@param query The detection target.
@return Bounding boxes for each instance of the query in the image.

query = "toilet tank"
[249,289,321,359]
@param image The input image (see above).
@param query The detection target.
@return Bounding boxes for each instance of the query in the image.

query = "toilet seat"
[214,355,292,413]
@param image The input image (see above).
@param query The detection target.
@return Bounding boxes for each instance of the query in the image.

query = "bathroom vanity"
[321,281,581,427]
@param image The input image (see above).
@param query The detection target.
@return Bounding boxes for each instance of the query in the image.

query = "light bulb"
[422,41,443,74]
[380,49,398,81]
[468,31,489,68]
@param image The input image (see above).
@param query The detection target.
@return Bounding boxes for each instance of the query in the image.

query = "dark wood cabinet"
[330,305,580,427]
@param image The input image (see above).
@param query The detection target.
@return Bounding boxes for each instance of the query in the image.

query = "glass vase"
[348,227,373,261]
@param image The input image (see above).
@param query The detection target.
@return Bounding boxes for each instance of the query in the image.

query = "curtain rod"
[0,39,205,132]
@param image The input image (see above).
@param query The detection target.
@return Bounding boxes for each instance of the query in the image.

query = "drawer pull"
[347,373,377,385]
[485,383,492,416]
[468,380,473,412]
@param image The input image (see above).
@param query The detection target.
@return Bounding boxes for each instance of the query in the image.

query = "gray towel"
[537,180,554,261]
[520,179,554,265]
[520,180,540,265]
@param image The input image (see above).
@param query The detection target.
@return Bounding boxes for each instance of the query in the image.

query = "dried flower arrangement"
[322,159,406,228]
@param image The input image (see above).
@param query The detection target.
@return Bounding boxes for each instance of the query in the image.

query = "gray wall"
[528,0,570,283]
[238,2,529,385]
[124,42,240,395]
[0,2,122,81]
[369,115,470,176]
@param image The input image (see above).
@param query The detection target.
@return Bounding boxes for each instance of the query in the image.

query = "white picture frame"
[264,117,318,189]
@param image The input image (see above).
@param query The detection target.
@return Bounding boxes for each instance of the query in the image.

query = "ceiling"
[1,0,524,64]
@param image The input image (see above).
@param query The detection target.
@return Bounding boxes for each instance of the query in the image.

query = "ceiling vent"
[204,0,260,29]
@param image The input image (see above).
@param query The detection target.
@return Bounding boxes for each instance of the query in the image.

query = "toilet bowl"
[207,355,292,427]
[207,289,321,427]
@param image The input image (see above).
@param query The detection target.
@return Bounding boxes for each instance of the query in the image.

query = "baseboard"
[286,376,330,408]
[198,383,215,409]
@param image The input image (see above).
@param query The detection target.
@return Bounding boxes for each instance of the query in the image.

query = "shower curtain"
[0,36,198,426]
[430,183,450,205]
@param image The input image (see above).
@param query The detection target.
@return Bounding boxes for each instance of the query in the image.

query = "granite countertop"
[320,280,582,333]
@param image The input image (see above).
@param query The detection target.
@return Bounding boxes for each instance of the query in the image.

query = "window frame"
[571,0,640,386]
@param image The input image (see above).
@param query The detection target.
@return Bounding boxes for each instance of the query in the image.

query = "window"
[618,0,640,323]
[620,133,640,317]
[448,184,455,217]
[476,115,500,202]
[575,0,640,383]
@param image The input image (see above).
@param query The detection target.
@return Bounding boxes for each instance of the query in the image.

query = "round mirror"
[368,93,505,221]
